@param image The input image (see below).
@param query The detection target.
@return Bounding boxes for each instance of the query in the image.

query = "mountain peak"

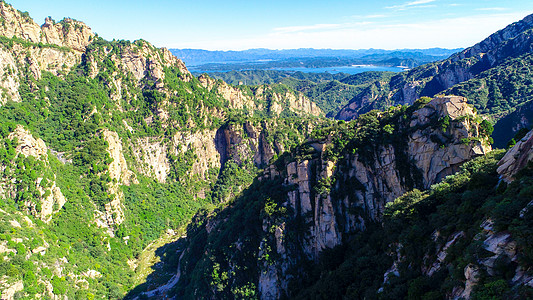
[0,1,94,51]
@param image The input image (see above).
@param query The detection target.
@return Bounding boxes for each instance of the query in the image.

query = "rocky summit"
[0,1,532,300]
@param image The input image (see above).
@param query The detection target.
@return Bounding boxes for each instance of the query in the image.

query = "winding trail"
[142,250,185,298]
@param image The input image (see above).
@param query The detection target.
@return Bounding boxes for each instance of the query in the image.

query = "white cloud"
[172,12,532,51]
[363,14,387,19]
[386,0,437,10]
[408,0,436,4]
[349,14,387,19]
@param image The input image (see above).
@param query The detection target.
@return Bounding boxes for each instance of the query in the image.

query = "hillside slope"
[146,100,533,299]
[0,2,327,298]
[336,13,533,146]
[143,96,505,299]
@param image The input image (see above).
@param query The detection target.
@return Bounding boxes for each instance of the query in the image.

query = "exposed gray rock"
[497,129,533,183]
[255,96,491,297]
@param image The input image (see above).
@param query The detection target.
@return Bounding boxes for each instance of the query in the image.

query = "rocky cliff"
[0,0,323,216]
[414,130,533,299]
[198,74,322,117]
[0,2,329,298]
[2,1,530,298]
[0,125,66,223]
[0,2,96,104]
[254,96,491,298]
[169,95,493,299]
[0,2,94,51]
[497,128,533,183]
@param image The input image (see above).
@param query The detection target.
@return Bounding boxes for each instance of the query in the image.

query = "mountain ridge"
[336,12,533,147]
[0,1,532,299]
[0,1,327,298]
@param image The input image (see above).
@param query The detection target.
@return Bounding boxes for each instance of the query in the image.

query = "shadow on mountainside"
[124,236,187,299]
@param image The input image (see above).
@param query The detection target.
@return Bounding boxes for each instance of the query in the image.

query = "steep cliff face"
[0,3,94,51]
[198,75,255,110]
[198,74,323,117]
[0,125,66,223]
[497,129,533,183]
[0,1,323,121]
[86,39,191,93]
[254,97,490,297]
[449,14,533,64]
[0,3,329,296]
[0,41,83,104]
[336,13,533,121]
[170,96,493,299]
[380,131,533,299]
[95,130,138,235]
[0,0,323,222]
[0,2,95,104]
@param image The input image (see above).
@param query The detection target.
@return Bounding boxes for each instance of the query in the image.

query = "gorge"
[0,1,532,299]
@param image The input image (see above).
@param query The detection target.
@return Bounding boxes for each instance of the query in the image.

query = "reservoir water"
[191,65,407,75]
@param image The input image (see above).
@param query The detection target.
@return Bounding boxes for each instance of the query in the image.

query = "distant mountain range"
[169,48,462,71]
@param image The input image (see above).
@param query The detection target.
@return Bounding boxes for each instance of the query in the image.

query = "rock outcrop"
[175,96,492,298]
[497,128,533,183]
[0,3,94,103]
[0,125,67,222]
[8,125,48,159]
[259,97,490,270]
[0,280,23,300]
[0,47,22,103]
[0,42,82,104]
[172,129,222,179]
[198,75,256,110]
[447,217,533,299]
[94,130,138,235]
[0,2,94,51]
[40,17,94,52]
[198,74,323,117]
[132,137,171,183]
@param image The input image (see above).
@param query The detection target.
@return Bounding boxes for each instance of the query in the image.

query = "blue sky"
[9,0,533,50]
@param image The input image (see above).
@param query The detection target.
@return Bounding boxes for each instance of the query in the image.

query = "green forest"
[1,1,533,299]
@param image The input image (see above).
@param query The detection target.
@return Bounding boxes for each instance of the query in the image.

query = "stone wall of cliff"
[0,0,324,229]
[255,96,491,298]
[172,96,493,299]
[0,125,66,222]
[198,74,322,117]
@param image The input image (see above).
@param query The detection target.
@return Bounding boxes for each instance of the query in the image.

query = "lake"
[190,65,407,75]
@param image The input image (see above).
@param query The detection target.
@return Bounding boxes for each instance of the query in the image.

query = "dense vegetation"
[291,149,533,299]
[0,15,324,298]
[157,96,500,299]
[2,3,533,299]
[329,15,533,148]
[208,70,395,118]
[0,62,215,297]
[204,70,350,86]
[445,54,533,117]
[167,141,533,299]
